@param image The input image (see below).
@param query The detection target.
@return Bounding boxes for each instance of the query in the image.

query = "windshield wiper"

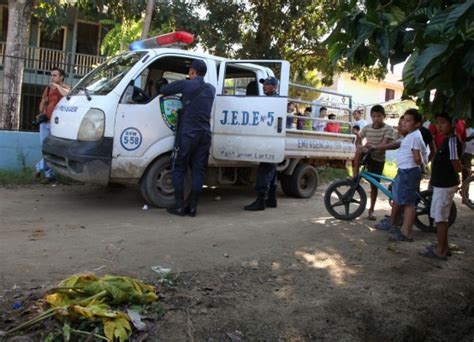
[82,87,92,101]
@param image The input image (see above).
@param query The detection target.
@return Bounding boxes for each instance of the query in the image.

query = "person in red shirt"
[35,68,70,183]
[324,114,340,133]
[429,119,466,149]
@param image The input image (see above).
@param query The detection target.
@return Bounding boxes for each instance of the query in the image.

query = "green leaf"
[44,332,55,342]
[63,322,71,342]
[445,1,474,32]
[402,51,418,88]
[463,45,474,75]
[414,43,448,81]
[424,10,449,37]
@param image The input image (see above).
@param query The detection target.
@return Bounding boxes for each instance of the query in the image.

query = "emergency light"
[129,31,194,50]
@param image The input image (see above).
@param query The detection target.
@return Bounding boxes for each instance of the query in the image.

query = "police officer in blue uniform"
[159,59,216,217]
[244,76,279,211]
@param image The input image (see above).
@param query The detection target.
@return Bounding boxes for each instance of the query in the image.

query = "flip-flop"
[388,229,413,242]
[429,244,452,257]
[419,247,448,261]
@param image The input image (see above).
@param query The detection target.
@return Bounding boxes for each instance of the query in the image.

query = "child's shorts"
[392,167,421,206]
[430,186,457,223]
[366,156,385,181]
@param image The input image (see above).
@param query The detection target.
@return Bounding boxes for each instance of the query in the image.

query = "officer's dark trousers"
[173,132,212,195]
[255,162,277,195]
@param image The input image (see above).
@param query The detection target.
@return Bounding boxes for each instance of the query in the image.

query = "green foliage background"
[325,0,474,123]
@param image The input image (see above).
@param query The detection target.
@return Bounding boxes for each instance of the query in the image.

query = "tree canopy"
[325,0,474,123]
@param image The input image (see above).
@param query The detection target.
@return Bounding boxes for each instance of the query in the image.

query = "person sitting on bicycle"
[420,113,462,260]
[352,105,396,221]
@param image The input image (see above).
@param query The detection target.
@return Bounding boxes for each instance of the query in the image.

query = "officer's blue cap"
[259,76,278,86]
[190,59,207,74]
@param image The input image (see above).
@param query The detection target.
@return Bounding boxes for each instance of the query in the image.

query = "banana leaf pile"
[6,274,159,341]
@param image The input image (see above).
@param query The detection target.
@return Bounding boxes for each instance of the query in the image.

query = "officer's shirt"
[160,76,216,135]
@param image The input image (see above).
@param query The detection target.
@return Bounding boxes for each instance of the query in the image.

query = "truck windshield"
[70,51,147,96]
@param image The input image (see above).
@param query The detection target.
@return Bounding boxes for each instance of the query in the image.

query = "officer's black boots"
[167,193,186,216]
[185,191,199,217]
[266,192,277,208]
[244,192,266,211]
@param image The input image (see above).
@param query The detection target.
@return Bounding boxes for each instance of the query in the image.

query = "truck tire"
[141,155,190,208]
[290,164,318,198]
[280,174,295,197]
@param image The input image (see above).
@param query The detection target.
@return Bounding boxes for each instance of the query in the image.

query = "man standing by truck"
[35,68,70,184]
[159,59,216,217]
[244,76,279,211]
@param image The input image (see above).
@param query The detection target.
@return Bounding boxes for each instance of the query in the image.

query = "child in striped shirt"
[352,105,395,220]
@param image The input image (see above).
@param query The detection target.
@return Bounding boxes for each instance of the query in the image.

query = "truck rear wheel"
[289,164,318,198]
[141,155,190,208]
[280,174,295,197]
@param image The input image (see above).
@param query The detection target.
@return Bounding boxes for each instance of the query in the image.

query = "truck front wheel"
[289,164,318,198]
[140,155,190,208]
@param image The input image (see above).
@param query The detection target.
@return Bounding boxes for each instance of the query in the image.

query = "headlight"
[77,108,105,141]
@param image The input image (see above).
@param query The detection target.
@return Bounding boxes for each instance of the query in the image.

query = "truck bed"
[285,129,356,160]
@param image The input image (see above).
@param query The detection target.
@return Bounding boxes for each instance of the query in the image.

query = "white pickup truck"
[43,32,356,207]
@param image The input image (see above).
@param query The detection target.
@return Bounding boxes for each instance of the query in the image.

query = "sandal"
[367,210,376,221]
[388,229,413,242]
[429,244,452,257]
[419,247,448,261]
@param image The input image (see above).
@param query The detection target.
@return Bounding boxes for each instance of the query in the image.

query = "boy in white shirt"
[389,109,426,241]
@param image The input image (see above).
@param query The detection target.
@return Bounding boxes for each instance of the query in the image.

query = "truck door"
[212,60,290,163]
[112,55,205,178]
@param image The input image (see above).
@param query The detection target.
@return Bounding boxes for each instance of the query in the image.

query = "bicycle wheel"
[414,189,457,232]
[324,179,367,220]
[461,175,474,210]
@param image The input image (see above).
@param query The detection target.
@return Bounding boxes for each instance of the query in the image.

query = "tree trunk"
[0,0,33,130]
[140,0,156,39]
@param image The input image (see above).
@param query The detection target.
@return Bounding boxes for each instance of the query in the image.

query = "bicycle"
[323,156,457,232]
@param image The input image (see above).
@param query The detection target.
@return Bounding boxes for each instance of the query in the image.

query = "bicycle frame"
[353,166,429,209]
[359,169,394,199]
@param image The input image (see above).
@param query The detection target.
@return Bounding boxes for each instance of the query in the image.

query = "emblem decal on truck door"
[120,127,142,151]
[159,95,183,131]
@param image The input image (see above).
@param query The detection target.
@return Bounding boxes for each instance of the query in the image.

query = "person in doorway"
[159,59,216,217]
[35,67,70,184]
[244,76,279,211]
[420,113,462,260]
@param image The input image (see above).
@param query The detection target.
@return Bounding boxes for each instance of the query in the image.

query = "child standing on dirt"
[368,114,407,231]
[388,109,427,242]
[352,105,395,220]
[420,113,462,260]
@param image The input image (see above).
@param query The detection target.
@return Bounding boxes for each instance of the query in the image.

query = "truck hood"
[50,94,118,140]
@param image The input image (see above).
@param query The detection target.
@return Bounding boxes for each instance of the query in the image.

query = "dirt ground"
[1,182,474,341]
